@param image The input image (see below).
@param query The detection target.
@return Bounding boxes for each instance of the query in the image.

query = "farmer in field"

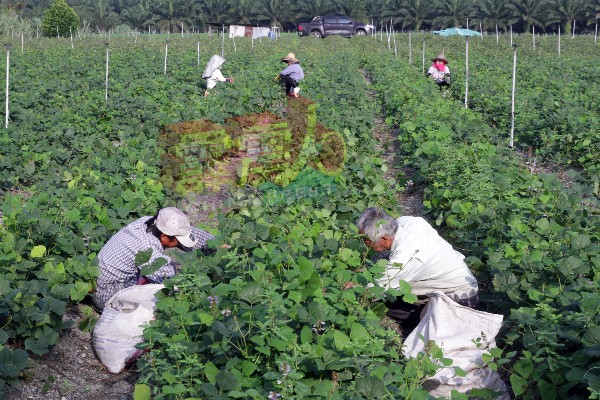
[202,54,234,95]
[350,207,478,332]
[92,207,215,312]
[426,53,451,88]
[278,52,304,98]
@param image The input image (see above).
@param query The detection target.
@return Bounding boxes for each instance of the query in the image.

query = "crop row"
[365,47,599,398]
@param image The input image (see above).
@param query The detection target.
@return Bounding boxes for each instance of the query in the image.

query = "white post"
[70,27,73,48]
[36,26,39,39]
[465,36,469,109]
[422,40,425,75]
[105,43,109,101]
[394,30,397,57]
[533,25,536,50]
[467,18,469,30]
[21,33,24,53]
[387,23,391,51]
[164,40,169,75]
[5,44,10,128]
[221,24,225,58]
[595,22,598,44]
[480,22,483,39]
[380,23,383,41]
[572,20,575,38]
[496,24,498,43]
[148,25,150,41]
[181,22,184,38]
[510,25,513,47]
[197,41,200,66]
[56,25,59,38]
[408,31,411,62]
[558,25,561,56]
[233,34,236,52]
[510,45,517,148]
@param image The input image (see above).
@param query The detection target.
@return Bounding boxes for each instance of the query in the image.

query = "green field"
[0,32,598,398]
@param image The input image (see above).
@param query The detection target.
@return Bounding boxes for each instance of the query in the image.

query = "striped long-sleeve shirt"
[92,216,214,312]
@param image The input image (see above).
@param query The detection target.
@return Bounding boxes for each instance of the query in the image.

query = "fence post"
[105,42,109,101]
[5,43,10,128]
[164,39,169,76]
[510,45,517,148]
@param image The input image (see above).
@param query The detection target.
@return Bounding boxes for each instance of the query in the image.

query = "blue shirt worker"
[279,52,304,97]
[92,207,214,312]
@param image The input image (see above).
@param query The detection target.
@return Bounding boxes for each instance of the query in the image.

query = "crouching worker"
[279,52,304,97]
[426,53,451,88]
[92,207,215,313]
[202,54,234,95]
[351,207,478,333]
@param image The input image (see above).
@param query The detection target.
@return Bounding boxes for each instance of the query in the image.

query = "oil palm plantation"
[474,0,513,32]
[551,0,585,33]
[434,0,474,28]
[257,0,295,28]
[383,0,436,30]
[507,0,555,32]
[296,0,335,21]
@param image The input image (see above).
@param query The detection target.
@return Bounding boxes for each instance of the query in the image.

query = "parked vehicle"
[298,16,373,38]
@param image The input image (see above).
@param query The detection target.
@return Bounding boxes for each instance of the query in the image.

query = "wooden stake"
[496,24,498,43]
[422,40,425,75]
[480,22,483,39]
[408,31,412,63]
[572,20,575,38]
[221,24,225,58]
[510,25,513,47]
[21,33,23,53]
[533,25,536,51]
[197,41,200,66]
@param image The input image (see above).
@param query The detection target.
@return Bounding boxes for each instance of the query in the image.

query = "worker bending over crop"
[93,207,215,312]
[279,52,304,97]
[426,53,451,87]
[203,54,234,95]
[348,207,478,333]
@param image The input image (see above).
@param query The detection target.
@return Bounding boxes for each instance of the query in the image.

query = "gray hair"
[356,207,398,242]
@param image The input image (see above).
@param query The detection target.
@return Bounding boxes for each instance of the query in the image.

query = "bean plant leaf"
[30,245,46,259]
[216,370,241,392]
[133,384,151,400]
[238,283,264,304]
[0,348,28,378]
[354,376,387,398]
[140,257,167,277]
[204,361,219,384]
[134,249,153,266]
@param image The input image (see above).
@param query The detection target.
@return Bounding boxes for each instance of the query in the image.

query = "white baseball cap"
[155,207,198,248]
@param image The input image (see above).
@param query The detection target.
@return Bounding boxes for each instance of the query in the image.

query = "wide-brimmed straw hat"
[281,52,299,63]
[432,53,448,64]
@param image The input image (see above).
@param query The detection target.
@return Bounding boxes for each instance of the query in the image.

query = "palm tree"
[383,0,436,31]
[121,2,151,30]
[585,0,600,27]
[507,0,554,32]
[228,0,257,24]
[474,0,513,31]
[364,0,385,27]
[551,0,584,33]
[434,0,475,29]
[197,0,230,24]
[256,0,295,28]
[147,0,196,32]
[83,0,121,31]
[332,0,366,20]
[296,0,334,22]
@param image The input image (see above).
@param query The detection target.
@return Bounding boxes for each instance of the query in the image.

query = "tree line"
[1,0,599,34]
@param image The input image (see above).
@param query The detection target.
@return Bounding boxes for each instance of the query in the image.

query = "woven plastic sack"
[92,284,164,373]
[403,292,509,399]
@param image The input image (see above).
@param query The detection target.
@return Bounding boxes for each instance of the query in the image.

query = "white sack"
[403,292,509,399]
[92,284,164,374]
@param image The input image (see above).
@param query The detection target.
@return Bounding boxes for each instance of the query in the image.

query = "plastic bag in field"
[92,284,164,374]
[403,292,509,399]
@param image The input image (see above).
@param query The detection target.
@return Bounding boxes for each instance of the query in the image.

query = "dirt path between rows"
[362,70,424,216]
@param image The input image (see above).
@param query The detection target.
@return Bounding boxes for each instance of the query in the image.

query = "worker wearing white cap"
[92,207,215,312]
